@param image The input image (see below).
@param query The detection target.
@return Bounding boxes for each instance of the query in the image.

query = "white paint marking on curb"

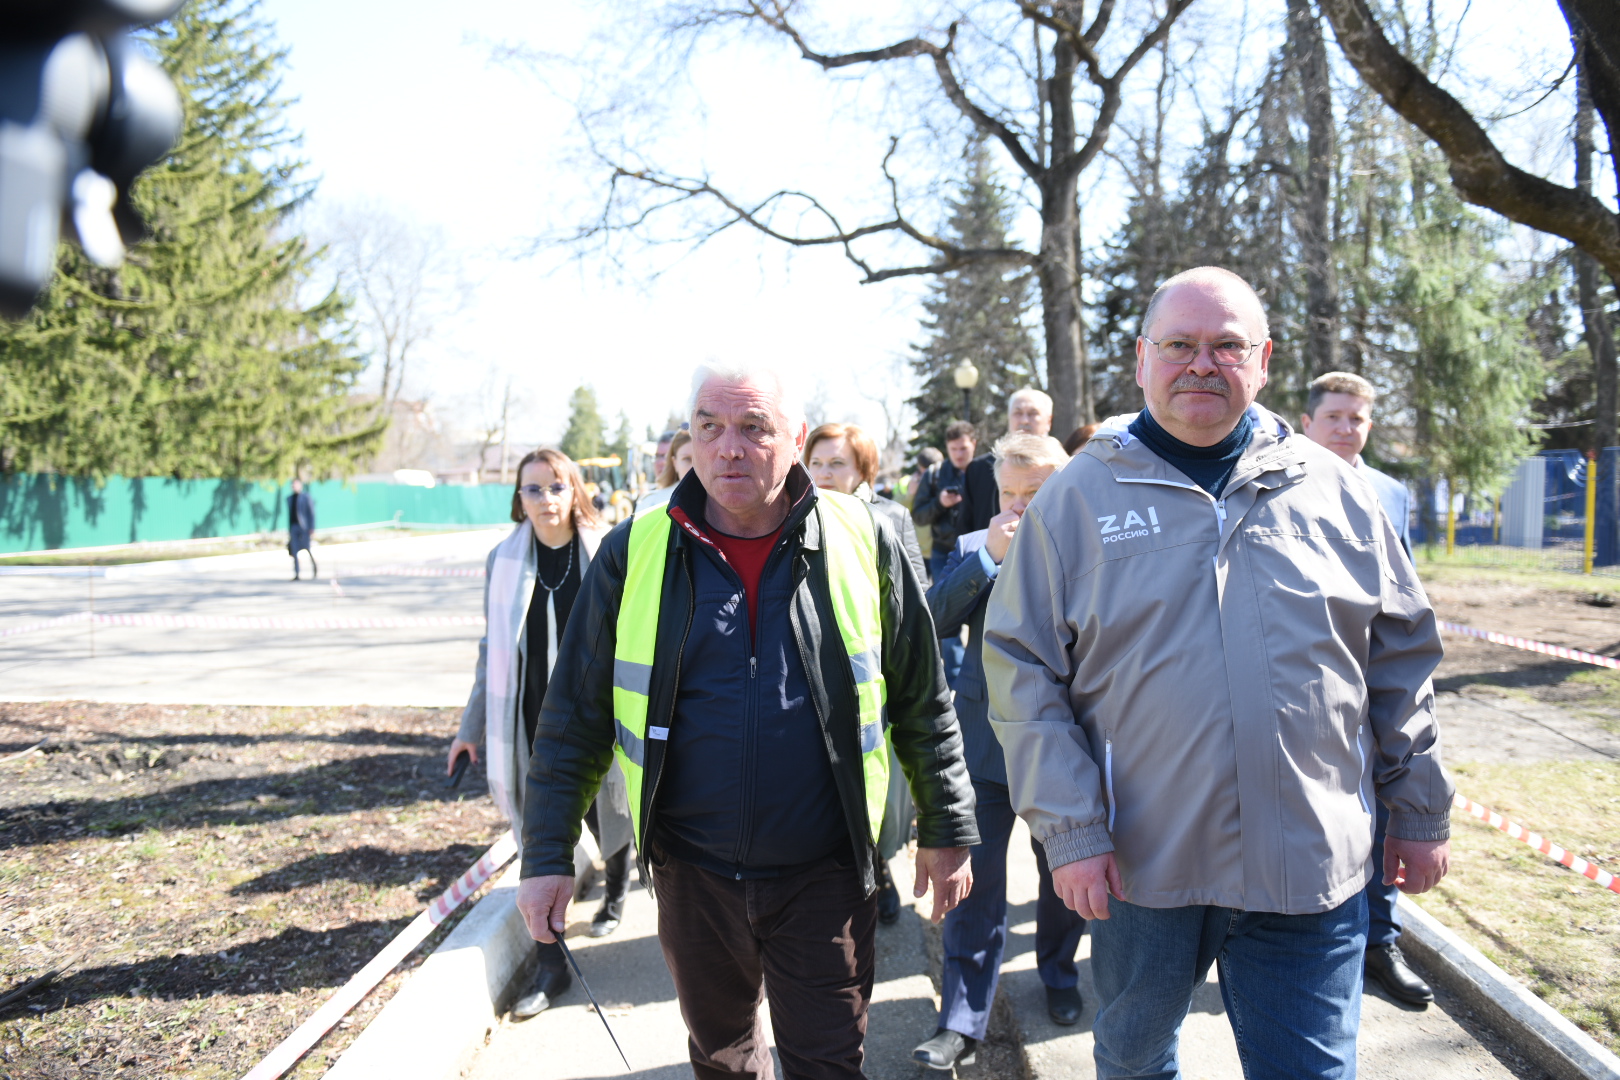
[1398,896,1620,1080]
[238,833,516,1080]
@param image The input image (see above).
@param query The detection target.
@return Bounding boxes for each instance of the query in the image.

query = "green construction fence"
[0,475,516,555]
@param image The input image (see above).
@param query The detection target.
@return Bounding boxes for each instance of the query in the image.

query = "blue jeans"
[1090,893,1367,1080]
[1365,801,1401,947]
[939,780,1086,1040]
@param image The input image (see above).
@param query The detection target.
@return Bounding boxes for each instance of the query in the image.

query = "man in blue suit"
[1301,371,1429,1006]
[913,432,1086,1070]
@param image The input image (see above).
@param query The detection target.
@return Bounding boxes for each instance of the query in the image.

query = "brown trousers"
[651,848,877,1080]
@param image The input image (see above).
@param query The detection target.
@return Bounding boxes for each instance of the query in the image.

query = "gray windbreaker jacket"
[983,405,1452,915]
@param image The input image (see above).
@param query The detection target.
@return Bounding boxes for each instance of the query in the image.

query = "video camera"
[0,0,185,318]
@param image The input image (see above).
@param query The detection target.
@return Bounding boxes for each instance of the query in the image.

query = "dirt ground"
[1413,563,1620,1053]
[1423,563,1620,731]
[0,702,503,1079]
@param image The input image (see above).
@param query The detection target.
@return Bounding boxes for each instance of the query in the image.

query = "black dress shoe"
[913,1028,976,1070]
[1365,943,1433,1006]
[1046,984,1083,1025]
[511,948,572,1018]
[592,846,631,937]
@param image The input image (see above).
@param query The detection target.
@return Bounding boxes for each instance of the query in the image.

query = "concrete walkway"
[463,825,1535,1080]
[0,529,503,707]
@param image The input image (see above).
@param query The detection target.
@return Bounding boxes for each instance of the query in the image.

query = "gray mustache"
[1170,373,1230,395]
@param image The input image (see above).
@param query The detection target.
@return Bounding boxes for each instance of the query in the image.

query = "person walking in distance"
[447,447,634,1019]
[1300,370,1430,1007]
[985,267,1452,1080]
[913,432,1087,1071]
[288,479,316,581]
[517,362,979,1080]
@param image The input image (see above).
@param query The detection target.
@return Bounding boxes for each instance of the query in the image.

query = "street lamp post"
[952,361,980,422]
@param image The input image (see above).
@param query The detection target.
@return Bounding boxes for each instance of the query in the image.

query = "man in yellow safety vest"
[516,361,979,1080]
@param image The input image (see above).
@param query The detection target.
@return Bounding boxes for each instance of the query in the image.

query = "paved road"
[0,530,503,707]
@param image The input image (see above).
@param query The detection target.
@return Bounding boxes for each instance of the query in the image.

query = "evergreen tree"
[0,0,384,479]
[909,138,1040,452]
[607,411,634,462]
[561,386,606,460]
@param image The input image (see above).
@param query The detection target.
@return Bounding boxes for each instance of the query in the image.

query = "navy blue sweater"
[652,493,849,879]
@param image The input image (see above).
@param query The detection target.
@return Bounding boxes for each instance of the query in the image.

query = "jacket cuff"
[456,708,483,745]
[1386,810,1451,842]
[521,847,578,879]
[1040,823,1115,869]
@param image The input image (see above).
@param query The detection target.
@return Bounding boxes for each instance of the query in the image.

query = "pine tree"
[607,411,634,462]
[561,386,606,461]
[0,0,383,479]
[909,138,1040,452]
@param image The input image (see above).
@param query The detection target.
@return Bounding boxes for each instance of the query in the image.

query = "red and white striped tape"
[239,832,518,1080]
[0,612,91,639]
[90,613,484,631]
[338,564,486,578]
[1438,621,1620,670]
[1,612,483,639]
[1453,792,1619,895]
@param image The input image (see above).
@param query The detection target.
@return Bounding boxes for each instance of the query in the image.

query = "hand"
[517,875,574,943]
[1051,852,1124,920]
[912,846,973,923]
[984,510,1020,564]
[938,488,963,508]
[446,737,478,775]
[1383,837,1450,894]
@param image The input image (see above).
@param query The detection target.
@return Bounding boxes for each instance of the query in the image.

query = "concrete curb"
[324,838,599,1080]
[1398,896,1620,1080]
[325,862,533,1080]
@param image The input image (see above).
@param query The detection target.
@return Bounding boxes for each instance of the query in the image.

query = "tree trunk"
[1039,180,1090,433]
[1040,2,1094,434]
[1287,0,1340,375]
[1576,44,1620,563]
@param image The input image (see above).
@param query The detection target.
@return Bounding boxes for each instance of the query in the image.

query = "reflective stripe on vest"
[610,490,890,847]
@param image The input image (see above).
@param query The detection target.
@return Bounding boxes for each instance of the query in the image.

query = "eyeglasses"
[518,482,570,499]
[1142,336,1266,366]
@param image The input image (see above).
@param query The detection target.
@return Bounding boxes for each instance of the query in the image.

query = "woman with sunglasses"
[447,447,633,1018]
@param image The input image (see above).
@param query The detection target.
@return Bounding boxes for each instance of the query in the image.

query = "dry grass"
[0,702,505,1079]
[1412,760,1620,1052]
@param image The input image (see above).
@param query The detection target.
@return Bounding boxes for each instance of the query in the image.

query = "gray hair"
[688,361,806,428]
[992,432,1069,478]
[1008,386,1054,417]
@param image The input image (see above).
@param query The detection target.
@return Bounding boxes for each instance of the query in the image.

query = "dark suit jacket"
[925,528,1005,786]
[961,454,999,534]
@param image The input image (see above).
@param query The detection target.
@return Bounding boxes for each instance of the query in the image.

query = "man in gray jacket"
[983,266,1453,1080]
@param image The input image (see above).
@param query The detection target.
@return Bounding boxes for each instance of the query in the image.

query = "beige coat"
[983,407,1451,915]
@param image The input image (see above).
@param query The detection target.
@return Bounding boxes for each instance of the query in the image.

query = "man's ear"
[1300,413,1313,434]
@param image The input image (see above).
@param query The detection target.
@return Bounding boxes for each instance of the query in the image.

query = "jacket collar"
[1087,404,1309,492]
[666,462,820,553]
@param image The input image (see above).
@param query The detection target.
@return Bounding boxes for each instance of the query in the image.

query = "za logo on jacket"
[1097,507,1160,544]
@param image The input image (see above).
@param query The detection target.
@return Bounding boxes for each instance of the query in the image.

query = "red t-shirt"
[709,524,783,637]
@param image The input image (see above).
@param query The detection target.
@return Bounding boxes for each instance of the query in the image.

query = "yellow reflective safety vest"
[611,489,891,846]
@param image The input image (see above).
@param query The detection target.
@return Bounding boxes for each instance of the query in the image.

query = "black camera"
[0,0,184,317]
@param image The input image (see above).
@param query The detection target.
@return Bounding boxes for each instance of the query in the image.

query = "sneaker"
[1364,943,1433,1006]
[913,1028,976,1070]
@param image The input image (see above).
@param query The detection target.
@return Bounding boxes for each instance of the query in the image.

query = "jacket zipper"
[1355,722,1370,814]
[1104,733,1117,832]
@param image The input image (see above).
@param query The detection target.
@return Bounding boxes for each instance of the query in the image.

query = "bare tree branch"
[1319,0,1620,282]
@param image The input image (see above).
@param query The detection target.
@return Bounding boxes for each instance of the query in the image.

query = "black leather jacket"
[521,465,979,895]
